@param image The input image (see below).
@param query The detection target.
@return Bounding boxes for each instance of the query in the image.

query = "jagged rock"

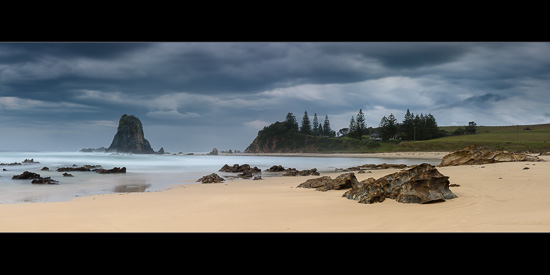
[12,171,41,179]
[209,148,219,155]
[196,173,225,184]
[62,173,73,177]
[57,166,92,172]
[343,163,457,204]
[265,165,286,172]
[80,147,106,152]
[253,176,263,180]
[32,177,59,184]
[219,164,261,174]
[96,167,126,174]
[157,147,165,154]
[22,158,39,164]
[283,168,320,176]
[0,162,21,166]
[440,145,542,167]
[297,173,358,191]
[106,114,155,154]
[297,176,334,190]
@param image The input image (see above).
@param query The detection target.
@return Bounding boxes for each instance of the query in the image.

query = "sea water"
[0,151,439,204]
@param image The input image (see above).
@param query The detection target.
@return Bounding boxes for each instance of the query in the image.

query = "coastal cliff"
[244,121,376,153]
[106,114,155,154]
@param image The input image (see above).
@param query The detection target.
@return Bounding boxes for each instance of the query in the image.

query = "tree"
[379,113,398,141]
[300,111,312,135]
[285,113,299,132]
[355,109,367,140]
[465,121,477,134]
[401,109,415,140]
[322,114,335,137]
[312,113,320,136]
[338,128,349,137]
[349,116,357,138]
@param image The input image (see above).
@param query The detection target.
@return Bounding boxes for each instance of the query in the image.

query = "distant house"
[370,132,382,141]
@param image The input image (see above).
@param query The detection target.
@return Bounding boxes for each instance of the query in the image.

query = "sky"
[1,41,550,152]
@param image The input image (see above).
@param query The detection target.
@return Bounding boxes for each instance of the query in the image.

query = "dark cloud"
[2,42,550,151]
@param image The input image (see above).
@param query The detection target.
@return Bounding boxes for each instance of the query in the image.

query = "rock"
[283,168,320,176]
[297,173,358,191]
[157,147,165,154]
[41,167,50,171]
[12,171,41,179]
[219,164,261,173]
[440,145,542,167]
[196,173,225,183]
[265,165,286,172]
[209,148,219,155]
[343,163,457,204]
[0,162,21,166]
[297,176,335,190]
[106,114,155,154]
[57,166,92,172]
[253,176,263,180]
[80,147,107,152]
[22,158,39,164]
[62,173,74,177]
[96,167,126,174]
[31,177,59,184]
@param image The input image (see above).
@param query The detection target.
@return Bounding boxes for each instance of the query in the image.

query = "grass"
[317,123,550,153]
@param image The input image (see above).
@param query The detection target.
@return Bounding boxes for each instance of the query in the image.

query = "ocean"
[0,151,439,204]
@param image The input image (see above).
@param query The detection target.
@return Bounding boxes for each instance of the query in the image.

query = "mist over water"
[0,151,439,204]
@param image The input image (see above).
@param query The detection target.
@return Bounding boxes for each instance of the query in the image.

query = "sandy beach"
[1,152,549,232]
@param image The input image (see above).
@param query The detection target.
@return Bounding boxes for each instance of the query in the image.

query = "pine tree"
[322,114,335,137]
[300,111,312,135]
[285,113,299,132]
[402,109,415,140]
[349,116,357,139]
[312,113,320,136]
[355,109,367,140]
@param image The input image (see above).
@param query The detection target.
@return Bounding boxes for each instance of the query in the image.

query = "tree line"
[284,109,475,142]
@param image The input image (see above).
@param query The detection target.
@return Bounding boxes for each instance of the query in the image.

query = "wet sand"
[1,152,549,232]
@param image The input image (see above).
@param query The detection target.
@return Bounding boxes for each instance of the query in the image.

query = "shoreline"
[215,151,450,160]
[0,152,549,232]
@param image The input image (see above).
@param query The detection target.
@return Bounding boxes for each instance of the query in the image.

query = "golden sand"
[1,153,549,232]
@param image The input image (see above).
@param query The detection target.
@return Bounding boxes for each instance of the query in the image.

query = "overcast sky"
[1,42,550,152]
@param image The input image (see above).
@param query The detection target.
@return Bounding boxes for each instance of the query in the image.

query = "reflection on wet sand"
[114,183,151,193]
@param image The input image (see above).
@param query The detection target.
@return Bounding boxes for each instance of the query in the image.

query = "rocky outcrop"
[197,173,225,183]
[12,171,41,179]
[96,167,126,174]
[265,165,286,172]
[343,163,457,204]
[297,173,359,191]
[208,148,218,155]
[283,168,320,176]
[31,177,59,184]
[440,145,542,167]
[106,114,155,154]
[219,164,261,179]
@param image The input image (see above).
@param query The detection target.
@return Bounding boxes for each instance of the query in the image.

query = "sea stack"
[106,114,155,154]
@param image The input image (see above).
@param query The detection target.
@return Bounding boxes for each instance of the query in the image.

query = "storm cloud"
[1,42,550,152]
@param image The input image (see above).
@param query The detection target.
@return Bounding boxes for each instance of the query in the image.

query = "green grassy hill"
[245,121,550,153]
[392,123,550,153]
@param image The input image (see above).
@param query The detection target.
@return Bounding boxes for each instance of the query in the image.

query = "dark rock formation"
[62,173,74,177]
[283,168,320,176]
[12,171,41,179]
[32,177,59,184]
[106,114,155,154]
[219,164,261,179]
[57,166,92,172]
[41,167,50,171]
[0,162,21,166]
[440,145,542,167]
[265,165,286,172]
[196,173,225,183]
[23,158,39,164]
[208,148,218,155]
[96,167,126,174]
[80,147,107,152]
[343,163,457,204]
[297,173,358,191]
[157,147,165,154]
